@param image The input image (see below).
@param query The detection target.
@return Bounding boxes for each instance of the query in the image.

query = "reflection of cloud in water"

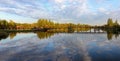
[0,33,120,61]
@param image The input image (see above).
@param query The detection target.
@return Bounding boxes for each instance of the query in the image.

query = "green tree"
[37,19,54,28]
[107,18,113,27]
[114,20,119,26]
[0,20,9,29]
[9,20,16,29]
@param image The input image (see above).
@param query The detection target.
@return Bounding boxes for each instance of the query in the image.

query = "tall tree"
[9,20,16,29]
[114,20,119,26]
[107,18,113,27]
[0,20,8,29]
[37,19,54,28]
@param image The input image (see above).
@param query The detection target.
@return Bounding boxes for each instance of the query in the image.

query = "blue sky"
[0,0,120,25]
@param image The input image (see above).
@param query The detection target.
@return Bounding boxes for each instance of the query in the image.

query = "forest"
[0,18,120,32]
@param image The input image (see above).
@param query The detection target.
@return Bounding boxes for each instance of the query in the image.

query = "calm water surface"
[0,32,120,61]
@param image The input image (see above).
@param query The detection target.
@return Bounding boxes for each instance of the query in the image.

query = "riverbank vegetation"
[0,18,120,33]
[0,19,90,32]
[0,17,120,41]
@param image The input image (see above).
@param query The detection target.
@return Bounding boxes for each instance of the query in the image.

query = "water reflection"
[36,32,54,39]
[0,32,9,40]
[9,32,17,39]
[0,32,55,41]
[107,30,120,40]
[0,30,120,41]
[0,32,120,61]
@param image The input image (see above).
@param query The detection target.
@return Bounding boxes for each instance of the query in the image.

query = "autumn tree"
[114,20,119,26]
[37,19,54,28]
[107,18,113,27]
[0,20,9,29]
[8,20,16,29]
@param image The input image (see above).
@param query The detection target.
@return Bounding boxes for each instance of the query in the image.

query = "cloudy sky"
[0,0,120,25]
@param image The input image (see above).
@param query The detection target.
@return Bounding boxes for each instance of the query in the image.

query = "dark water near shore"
[0,31,120,61]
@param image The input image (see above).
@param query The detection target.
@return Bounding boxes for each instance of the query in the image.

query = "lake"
[0,32,120,61]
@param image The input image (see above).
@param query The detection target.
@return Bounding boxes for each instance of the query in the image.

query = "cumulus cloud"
[0,0,120,24]
[54,0,65,3]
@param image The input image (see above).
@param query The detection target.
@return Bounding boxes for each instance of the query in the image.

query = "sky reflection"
[0,33,120,61]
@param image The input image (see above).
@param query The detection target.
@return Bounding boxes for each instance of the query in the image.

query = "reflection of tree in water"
[36,32,54,39]
[115,32,119,38]
[106,30,119,40]
[76,28,90,32]
[9,32,17,39]
[107,31,113,40]
[0,32,9,40]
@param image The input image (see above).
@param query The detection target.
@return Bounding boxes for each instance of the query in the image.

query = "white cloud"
[109,9,120,20]
[0,0,120,24]
[98,7,111,15]
[76,0,90,17]
[0,0,90,20]
[54,0,65,3]
[98,7,106,12]
[60,5,66,10]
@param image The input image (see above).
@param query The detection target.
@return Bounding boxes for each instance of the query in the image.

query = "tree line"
[0,19,36,30]
[0,19,90,32]
[105,18,119,28]
[100,18,120,32]
[0,18,120,32]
